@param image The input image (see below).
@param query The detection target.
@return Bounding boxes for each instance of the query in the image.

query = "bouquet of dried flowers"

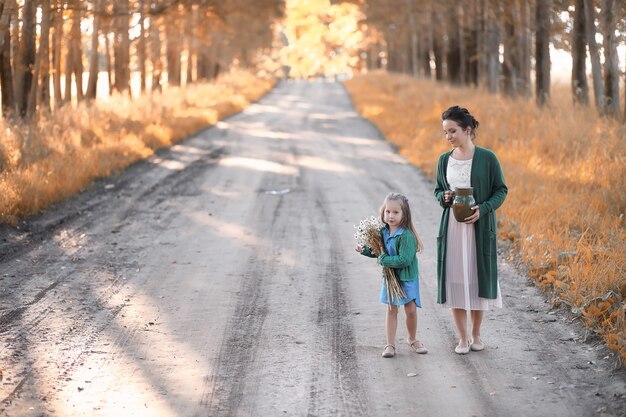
[354,216,406,304]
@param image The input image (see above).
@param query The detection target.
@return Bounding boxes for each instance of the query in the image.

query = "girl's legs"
[403,300,417,342]
[386,305,399,346]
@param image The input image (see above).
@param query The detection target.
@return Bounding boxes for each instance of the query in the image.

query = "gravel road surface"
[0,80,624,417]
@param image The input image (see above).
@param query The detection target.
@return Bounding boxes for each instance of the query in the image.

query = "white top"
[447,156,472,189]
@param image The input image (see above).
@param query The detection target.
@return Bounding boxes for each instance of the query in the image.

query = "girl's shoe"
[454,340,470,354]
[382,344,395,358]
[470,338,485,351]
[407,339,428,354]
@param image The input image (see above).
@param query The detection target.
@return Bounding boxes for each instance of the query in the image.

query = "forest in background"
[0,0,624,361]
[0,0,623,123]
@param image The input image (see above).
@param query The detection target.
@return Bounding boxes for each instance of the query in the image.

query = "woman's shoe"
[454,340,470,354]
[382,344,395,358]
[470,338,485,351]
[407,339,428,354]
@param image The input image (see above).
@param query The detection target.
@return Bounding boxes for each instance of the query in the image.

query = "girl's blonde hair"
[379,192,424,252]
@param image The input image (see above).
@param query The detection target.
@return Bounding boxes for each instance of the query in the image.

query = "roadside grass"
[0,70,275,224]
[344,70,626,363]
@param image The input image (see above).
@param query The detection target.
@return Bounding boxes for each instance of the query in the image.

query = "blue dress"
[379,227,422,307]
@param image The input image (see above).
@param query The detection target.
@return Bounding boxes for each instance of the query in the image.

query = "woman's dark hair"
[441,105,480,138]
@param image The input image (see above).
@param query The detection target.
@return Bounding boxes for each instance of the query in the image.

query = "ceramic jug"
[452,187,476,222]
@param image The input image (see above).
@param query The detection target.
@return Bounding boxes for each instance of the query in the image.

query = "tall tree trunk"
[28,0,51,117]
[485,0,500,93]
[600,0,620,117]
[113,0,130,93]
[535,0,551,106]
[0,5,14,118]
[18,0,36,117]
[52,0,63,107]
[73,7,83,101]
[446,4,461,83]
[572,0,589,105]
[0,0,14,52]
[40,1,51,113]
[166,7,181,86]
[150,15,163,90]
[138,0,147,92]
[407,6,418,78]
[457,5,466,84]
[422,15,432,79]
[432,9,444,81]
[10,8,19,114]
[466,2,479,86]
[476,0,486,86]
[105,31,113,96]
[86,0,102,100]
[519,0,531,97]
[65,6,83,103]
[583,0,604,114]
[184,2,195,84]
[502,1,518,97]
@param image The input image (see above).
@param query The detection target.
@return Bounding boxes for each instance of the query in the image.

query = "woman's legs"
[451,308,469,345]
[386,305,399,346]
[470,310,484,341]
[403,301,417,342]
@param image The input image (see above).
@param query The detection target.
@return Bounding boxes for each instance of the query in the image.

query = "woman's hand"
[464,206,480,224]
[443,190,454,205]
[355,245,363,253]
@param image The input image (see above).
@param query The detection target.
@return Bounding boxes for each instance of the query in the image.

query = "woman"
[434,105,508,354]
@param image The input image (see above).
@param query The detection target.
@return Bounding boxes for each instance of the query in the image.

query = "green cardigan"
[360,228,419,282]
[434,146,508,303]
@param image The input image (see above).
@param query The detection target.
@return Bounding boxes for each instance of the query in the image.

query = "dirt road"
[1,80,624,417]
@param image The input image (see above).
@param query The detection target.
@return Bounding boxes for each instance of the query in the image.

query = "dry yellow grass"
[345,70,626,362]
[0,70,275,224]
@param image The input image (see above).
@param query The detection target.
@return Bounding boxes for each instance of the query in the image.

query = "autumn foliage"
[0,71,275,224]
[345,71,626,362]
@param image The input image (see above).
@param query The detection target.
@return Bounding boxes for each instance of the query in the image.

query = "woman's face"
[442,119,472,148]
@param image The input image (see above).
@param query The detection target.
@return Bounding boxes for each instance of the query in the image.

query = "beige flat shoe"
[470,338,485,351]
[455,340,470,355]
[408,339,428,354]
[382,344,395,358]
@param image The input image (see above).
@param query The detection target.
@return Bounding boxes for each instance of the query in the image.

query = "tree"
[485,0,500,93]
[113,0,130,93]
[583,0,604,114]
[17,0,36,117]
[502,1,519,97]
[52,0,63,107]
[86,0,102,100]
[601,0,620,117]
[535,0,551,106]
[571,0,589,105]
[0,0,15,117]
[28,0,51,117]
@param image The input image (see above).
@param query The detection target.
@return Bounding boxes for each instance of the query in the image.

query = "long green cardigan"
[434,146,508,303]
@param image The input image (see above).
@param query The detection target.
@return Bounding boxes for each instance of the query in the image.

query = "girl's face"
[442,119,472,148]
[383,200,403,228]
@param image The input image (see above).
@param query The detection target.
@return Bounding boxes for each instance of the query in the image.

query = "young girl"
[355,192,427,358]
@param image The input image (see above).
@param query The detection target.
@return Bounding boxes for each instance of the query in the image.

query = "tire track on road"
[307,189,368,417]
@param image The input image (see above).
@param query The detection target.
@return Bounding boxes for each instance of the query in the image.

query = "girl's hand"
[355,245,363,253]
[464,206,480,224]
[443,190,454,205]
